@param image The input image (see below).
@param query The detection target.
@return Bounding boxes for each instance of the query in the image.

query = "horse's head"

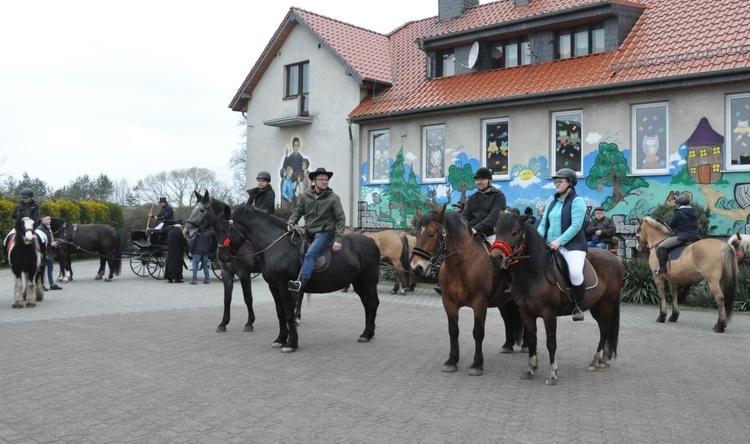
[635,216,672,252]
[183,190,215,241]
[16,217,36,245]
[490,213,525,268]
[410,206,446,277]
[728,232,750,262]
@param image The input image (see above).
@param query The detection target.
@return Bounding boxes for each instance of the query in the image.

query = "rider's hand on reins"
[549,240,561,250]
[287,223,295,232]
[332,241,342,252]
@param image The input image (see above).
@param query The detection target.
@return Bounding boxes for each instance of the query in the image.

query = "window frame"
[422,124,446,183]
[631,102,670,175]
[369,129,391,184]
[551,110,583,176]
[436,50,455,78]
[725,92,750,171]
[556,23,605,59]
[285,61,310,115]
[490,36,531,69]
[482,118,510,180]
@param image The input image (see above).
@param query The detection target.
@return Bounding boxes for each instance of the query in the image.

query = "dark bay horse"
[52,220,122,282]
[410,207,523,376]
[636,216,736,332]
[183,190,262,333]
[222,205,381,352]
[491,213,622,385]
[7,217,45,308]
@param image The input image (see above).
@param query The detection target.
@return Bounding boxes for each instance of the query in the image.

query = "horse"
[635,216,736,332]
[52,220,122,282]
[7,217,45,308]
[409,206,524,376]
[727,232,750,263]
[183,190,262,333]
[221,205,381,352]
[345,228,415,295]
[490,213,623,385]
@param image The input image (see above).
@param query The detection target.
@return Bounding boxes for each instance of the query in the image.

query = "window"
[726,93,750,170]
[436,50,455,77]
[285,61,309,115]
[556,24,605,59]
[631,103,669,174]
[422,124,446,182]
[490,37,531,69]
[370,130,391,183]
[551,111,583,174]
[482,118,510,179]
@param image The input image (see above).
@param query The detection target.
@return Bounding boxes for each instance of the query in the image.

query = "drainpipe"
[347,118,355,226]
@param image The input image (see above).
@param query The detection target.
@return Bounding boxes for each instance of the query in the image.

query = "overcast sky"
[0,0,471,192]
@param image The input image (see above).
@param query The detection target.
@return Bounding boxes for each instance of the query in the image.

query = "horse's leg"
[352,281,380,343]
[25,273,37,308]
[667,280,680,323]
[469,303,488,376]
[238,275,256,332]
[294,293,303,326]
[391,268,401,294]
[542,315,559,386]
[269,284,289,348]
[654,275,668,323]
[105,257,115,281]
[13,276,24,308]
[519,310,538,380]
[95,257,106,280]
[442,301,460,373]
[280,289,299,352]
[707,277,727,333]
[498,303,520,353]
[216,272,235,333]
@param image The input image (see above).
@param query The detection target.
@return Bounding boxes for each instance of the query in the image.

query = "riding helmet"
[20,188,34,198]
[473,167,493,180]
[256,171,272,182]
[675,194,690,206]
[551,168,578,186]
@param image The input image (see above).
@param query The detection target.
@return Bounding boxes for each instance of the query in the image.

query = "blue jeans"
[46,251,55,286]
[587,241,609,249]
[300,232,334,280]
[192,254,209,281]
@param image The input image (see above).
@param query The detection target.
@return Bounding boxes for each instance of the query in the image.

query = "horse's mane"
[495,213,548,277]
[442,211,472,240]
[643,216,673,235]
[728,233,750,257]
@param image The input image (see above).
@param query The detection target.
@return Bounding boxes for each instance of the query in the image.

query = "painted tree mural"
[381,147,426,227]
[446,163,476,204]
[585,142,649,210]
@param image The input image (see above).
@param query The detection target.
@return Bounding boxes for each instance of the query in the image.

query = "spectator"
[585,207,617,249]
[37,215,63,291]
[189,229,212,284]
[524,206,536,226]
[533,203,545,228]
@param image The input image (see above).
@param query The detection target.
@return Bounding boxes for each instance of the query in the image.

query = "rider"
[1,188,40,266]
[655,194,699,275]
[246,171,276,214]
[286,167,346,296]
[462,167,506,243]
[537,168,588,321]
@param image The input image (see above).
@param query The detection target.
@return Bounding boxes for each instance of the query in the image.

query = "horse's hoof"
[668,314,679,322]
[272,342,284,348]
[12,304,22,309]
[598,362,610,369]
[94,276,102,280]
[26,303,36,308]
[500,346,513,354]
[391,290,397,294]
[468,367,483,376]
[281,346,296,353]
[587,365,600,372]
[357,336,370,343]
[215,325,227,333]
[520,372,534,380]
[104,278,112,282]
[442,365,458,373]
[545,378,558,386]
[656,315,666,323]
[243,325,254,332]
[713,324,726,333]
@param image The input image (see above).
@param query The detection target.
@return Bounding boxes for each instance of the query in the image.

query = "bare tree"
[132,168,230,207]
[229,116,248,204]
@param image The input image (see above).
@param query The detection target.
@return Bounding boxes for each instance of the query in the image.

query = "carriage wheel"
[129,253,151,277]
[147,250,166,280]
[208,258,246,282]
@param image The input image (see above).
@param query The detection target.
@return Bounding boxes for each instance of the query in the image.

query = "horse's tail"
[608,296,621,359]
[721,246,737,319]
[112,231,122,276]
[398,233,411,272]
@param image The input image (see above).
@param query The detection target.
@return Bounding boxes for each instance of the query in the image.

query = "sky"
[0,0,469,192]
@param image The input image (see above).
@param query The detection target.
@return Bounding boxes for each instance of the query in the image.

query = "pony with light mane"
[7,217,45,308]
[727,232,750,263]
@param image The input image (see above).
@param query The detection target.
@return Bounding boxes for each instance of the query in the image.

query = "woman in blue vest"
[537,168,588,321]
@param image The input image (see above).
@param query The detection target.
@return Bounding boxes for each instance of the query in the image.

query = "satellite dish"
[468,41,479,69]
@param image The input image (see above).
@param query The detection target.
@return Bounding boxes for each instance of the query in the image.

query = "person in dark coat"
[246,171,276,214]
[165,224,188,283]
[2,188,40,266]
[524,206,537,226]
[585,207,617,249]
[655,195,700,274]
[462,167,506,242]
[148,197,174,229]
[189,229,212,284]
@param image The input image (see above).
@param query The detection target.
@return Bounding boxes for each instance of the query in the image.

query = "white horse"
[727,232,750,263]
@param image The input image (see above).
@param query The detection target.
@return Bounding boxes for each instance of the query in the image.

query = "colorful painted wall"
[357,118,750,241]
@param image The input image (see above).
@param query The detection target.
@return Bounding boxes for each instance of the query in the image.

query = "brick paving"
[1,260,749,443]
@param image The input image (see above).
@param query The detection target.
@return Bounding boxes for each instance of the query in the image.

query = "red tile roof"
[231,0,750,116]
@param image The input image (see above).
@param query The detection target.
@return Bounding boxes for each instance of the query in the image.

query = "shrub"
[620,257,659,304]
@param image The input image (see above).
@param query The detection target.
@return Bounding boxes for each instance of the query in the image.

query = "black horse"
[51,219,122,282]
[221,205,381,352]
[8,217,45,308]
[183,190,262,333]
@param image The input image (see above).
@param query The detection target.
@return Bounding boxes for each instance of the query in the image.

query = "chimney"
[438,0,480,20]
[515,0,531,6]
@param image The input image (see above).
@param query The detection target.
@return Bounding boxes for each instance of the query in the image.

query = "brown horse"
[363,230,415,294]
[636,216,736,332]
[491,213,622,385]
[410,206,523,376]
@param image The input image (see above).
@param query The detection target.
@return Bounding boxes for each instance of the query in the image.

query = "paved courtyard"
[1,260,749,443]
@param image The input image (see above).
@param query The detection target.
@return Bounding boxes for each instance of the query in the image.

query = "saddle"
[550,250,599,293]
[296,234,333,274]
[667,239,698,261]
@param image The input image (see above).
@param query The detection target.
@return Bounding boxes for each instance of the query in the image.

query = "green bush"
[621,257,659,304]
[733,263,750,312]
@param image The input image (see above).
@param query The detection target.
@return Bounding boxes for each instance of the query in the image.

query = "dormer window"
[556,24,605,59]
[490,37,531,69]
[436,50,456,77]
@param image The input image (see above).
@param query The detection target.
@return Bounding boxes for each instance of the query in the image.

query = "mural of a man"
[283,136,305,183]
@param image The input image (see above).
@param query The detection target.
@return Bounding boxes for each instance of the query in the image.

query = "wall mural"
[359,118,750,248]
[279,134,312,211]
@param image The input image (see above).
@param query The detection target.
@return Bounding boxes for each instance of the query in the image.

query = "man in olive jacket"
[462,167,506,242]
[286,167,346,295]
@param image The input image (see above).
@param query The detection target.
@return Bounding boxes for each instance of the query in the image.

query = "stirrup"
[572,307,584,321]
[288,280,302,293]
[655,266,666,275]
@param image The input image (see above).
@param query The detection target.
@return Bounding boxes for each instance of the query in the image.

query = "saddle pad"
[555,258,599,292]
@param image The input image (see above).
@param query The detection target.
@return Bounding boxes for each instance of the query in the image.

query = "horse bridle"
[412,221,474,266]
[490,231,527,269]
[219,219,289,261]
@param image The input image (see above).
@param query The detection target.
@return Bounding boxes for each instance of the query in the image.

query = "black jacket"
[585,215,617,243]
[669,206,700,240]
[246,186,276,214]
[12,199,39,222]
[462,186,506,237]
[156,204,174,223]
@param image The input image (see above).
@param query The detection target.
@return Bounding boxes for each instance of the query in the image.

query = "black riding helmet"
[551,168,577,186]
[20,188,34,198]
[675,194,690,206]
[256,171,272,182]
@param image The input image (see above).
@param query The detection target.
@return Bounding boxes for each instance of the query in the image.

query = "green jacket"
[288,186,346,243]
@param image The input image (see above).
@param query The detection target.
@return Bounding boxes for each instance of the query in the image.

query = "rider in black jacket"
[655,194,700,274]
[462,167,506,240]
[246,171,276,214]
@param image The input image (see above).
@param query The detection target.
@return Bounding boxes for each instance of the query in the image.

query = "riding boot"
[288,276,308,295]
[571,283,585,321]
[655,247,668,275]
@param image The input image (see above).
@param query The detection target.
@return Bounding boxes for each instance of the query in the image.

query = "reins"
[413,220,477,267]
[221,220,293,259]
